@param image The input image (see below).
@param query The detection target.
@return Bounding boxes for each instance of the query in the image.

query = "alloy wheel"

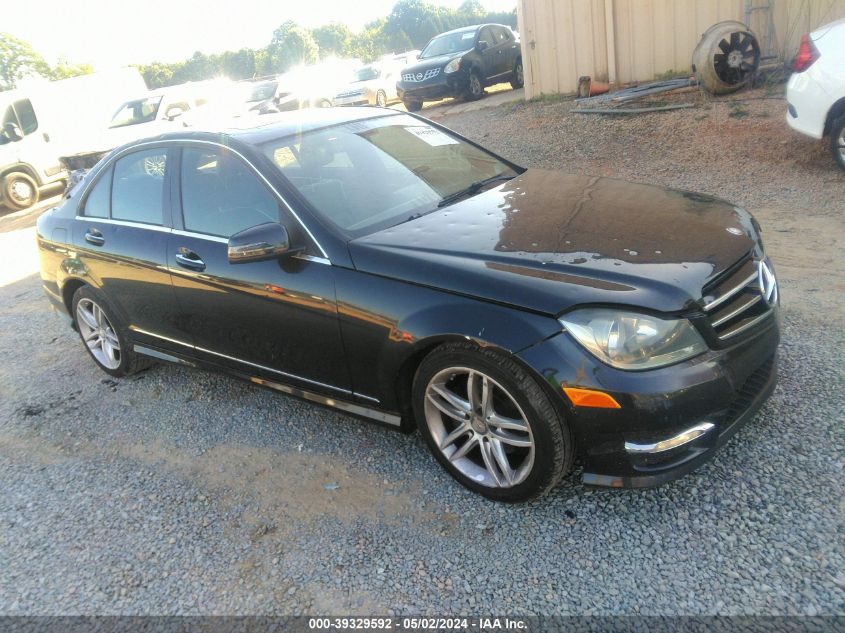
[423,367,534,488]
[837,129,845,160]
[76,298,121,370]
[516,63,524,85]
[470,74,482,97]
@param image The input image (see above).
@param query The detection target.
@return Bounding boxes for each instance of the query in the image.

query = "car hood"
[348,170,759,316]
[405,52,464,73]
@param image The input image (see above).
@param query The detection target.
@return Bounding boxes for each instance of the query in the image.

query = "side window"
[13,100,38,135]
[478,27,493,48]
[82,167,112,218]
[494,27,511,44]
[111,149,167,225]
[181,147,280,238]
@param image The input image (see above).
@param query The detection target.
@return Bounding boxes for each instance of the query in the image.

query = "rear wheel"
[3,171,39,211]
[830,115,845,172]
[465,70,484,101]
[72,286,151,377]
[511,59,524,89]
[404,99,423,112]
[413,342,573,502]
[376,90,387,107]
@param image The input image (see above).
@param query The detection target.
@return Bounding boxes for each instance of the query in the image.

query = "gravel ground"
[1,89,843,616]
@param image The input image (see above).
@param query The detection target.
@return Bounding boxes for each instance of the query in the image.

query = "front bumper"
[517,314,780,488]
[397,72,468,102]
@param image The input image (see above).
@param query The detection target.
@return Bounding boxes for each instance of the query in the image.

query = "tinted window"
[263,114,515,238]
[83,167,112,218]
[181,148,279,238]
[14,100,38,135]
[493,27,511,43]
[111,149,167,225]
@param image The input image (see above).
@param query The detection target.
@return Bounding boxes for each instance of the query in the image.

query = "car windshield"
[109,96,163,128]
[355,66,380,82]
[249,81,278,102]
[262,114,516,238]
[420,30,477,59]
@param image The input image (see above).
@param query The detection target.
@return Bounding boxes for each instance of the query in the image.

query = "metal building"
[515,0,845,98]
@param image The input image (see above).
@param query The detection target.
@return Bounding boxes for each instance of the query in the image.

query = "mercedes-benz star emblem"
[758,260,778,307]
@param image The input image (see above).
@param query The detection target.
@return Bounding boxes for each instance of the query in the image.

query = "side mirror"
[476,40,489,53]
[2,121,24,142]
[164,106,185,121]
[228,222,297,263]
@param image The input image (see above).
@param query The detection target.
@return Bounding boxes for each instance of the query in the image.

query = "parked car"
[334,54,417,107]
[0,68,146,210]
[397,24,523,111]
[786,18,845,171]
[37,107,780,501]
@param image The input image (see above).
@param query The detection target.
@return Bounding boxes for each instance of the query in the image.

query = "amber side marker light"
[563,387,622,409]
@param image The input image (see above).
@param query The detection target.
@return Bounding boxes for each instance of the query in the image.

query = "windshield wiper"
[437,174,515,208]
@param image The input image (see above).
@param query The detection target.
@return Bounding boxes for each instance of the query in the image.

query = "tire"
[376,90,387,107]
[464,70,484,101]
[71,286,152,377]
[830,115,845,172]
[413,342,573,502]
[316,99,332,108]
[511,58,524,89]
[404,99,423,112]
[3,171,39,211]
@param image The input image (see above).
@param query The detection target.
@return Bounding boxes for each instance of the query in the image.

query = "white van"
[0,68,146,210]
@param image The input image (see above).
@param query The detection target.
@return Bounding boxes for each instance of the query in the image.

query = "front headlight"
[444,58,461,74]
[559,308,707,370]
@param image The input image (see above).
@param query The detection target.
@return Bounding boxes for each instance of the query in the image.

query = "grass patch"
[728,101,750,119]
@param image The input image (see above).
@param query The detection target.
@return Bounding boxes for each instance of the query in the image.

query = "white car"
[786,18,845,171]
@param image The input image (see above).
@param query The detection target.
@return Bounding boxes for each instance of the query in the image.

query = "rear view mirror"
[228,222,297,263]
[164,106,185,121]
[476,40,489,52]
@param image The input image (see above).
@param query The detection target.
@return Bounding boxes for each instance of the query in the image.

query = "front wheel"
[464,70,484,101]
[3,171,39,211]
[413,342,573,502]
[404,99,423,112]
[511,59,524,89]
[72,286,151,377]
[830,115,845,172]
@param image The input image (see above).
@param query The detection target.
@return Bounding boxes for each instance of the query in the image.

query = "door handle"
[84,229,105,246]
[175,251,206,272]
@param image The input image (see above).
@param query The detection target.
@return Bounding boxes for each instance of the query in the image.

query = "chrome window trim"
[171,228,229,244]
[293,253,331,266]
[75,138,331,262]
[129,325,349,394]
[76,216,172,234]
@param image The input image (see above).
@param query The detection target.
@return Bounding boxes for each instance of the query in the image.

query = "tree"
[0,32,50,90]
[221,48,258,80]
[313,23,352,59]
[458,0,485,19]
[267,21,319,72]
[50,59,94,81]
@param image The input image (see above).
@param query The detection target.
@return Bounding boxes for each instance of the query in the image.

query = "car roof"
[149,107,403,147]
[435,24,484,37]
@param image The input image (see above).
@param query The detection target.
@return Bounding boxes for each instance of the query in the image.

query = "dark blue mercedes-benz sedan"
[36,107,779,501]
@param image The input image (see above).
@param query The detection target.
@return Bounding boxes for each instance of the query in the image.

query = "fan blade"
[718,39,731,54]
[730,32,740,49]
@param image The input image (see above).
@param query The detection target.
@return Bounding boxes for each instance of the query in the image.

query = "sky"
[5,0,517,68]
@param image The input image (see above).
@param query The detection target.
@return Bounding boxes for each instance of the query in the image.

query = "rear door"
[72,146,185,351]
[493,26,519,77]
[167,144,351,395]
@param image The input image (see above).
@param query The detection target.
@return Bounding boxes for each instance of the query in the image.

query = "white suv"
[786,18,845,171]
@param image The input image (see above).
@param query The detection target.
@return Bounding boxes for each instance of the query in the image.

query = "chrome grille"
[402,68,440,82]
[702,257,777,341]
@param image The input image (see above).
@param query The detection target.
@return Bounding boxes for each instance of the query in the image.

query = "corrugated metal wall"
[517,0,845,98]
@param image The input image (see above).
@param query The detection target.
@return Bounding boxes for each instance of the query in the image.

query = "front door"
[167,145,351,395]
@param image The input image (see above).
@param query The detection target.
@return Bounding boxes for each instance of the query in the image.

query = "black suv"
[396,24,523,111]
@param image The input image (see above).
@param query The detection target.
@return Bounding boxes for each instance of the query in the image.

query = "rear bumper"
[786,70,831,139]
[517,313,780,488]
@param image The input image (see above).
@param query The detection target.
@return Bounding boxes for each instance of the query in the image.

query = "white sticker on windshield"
[462,33,475,39]
[406,126,459,146]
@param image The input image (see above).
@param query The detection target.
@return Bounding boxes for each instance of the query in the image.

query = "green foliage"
[0,32,51,90]
[50,59,94,81]
[268,21,319,72]
[102,0,520,90]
